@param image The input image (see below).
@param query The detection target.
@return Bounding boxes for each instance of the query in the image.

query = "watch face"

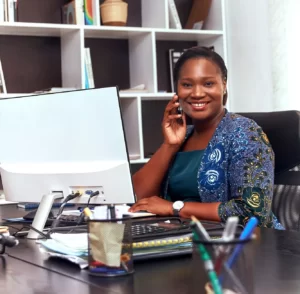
[173,201,184,210]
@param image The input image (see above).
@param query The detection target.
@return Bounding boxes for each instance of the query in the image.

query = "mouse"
[23,209,54,220]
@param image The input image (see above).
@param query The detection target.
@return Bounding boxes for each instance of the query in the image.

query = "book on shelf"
[0,0,4,22]
[1,0,18,22]
[62,0,84,25]
[185,0,212,30]
[7,0,17,22]
[168,0,182,29]
[169,49,186,92]
[84,0,95,25]
[0,59,7,94]
[84,47,94,89]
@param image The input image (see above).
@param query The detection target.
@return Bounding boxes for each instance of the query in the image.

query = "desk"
[2,205,300,294]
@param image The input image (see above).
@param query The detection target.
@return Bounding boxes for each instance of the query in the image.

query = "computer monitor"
[0,87,136,238]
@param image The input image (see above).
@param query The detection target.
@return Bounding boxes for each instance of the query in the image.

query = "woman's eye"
[182,83,192,88]
[205,81,214,87]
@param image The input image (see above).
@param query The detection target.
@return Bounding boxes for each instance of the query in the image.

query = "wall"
[225,0,274,112]
[268,0,300,111]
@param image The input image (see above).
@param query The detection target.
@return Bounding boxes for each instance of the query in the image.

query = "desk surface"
[1,204,300,294]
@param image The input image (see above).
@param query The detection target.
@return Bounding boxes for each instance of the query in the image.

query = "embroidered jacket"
[162,110,284,229]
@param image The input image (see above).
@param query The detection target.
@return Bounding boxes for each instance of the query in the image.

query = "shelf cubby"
[17,0,69,24]
[141,99,169,159]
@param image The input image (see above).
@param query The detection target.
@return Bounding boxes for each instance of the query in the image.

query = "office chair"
[238,110,300,230]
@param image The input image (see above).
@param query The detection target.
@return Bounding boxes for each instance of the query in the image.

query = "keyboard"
[50,214,225,242]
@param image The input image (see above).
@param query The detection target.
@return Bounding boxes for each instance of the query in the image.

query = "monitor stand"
[27,192,63,239]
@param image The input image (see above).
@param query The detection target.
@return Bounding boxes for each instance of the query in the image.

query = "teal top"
[168,149,205,202]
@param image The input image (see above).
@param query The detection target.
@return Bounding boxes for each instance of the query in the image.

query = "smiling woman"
[130,46,284,230]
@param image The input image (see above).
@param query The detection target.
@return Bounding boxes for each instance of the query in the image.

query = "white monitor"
[0,87,136,238]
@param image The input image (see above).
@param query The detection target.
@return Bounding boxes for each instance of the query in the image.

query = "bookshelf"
[0,0,227,173]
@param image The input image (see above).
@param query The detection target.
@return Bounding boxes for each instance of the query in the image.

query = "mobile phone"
[177,105,183,115]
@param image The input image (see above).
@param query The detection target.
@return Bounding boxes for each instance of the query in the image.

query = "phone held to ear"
[177,105,183,115]
[177,106,183,124]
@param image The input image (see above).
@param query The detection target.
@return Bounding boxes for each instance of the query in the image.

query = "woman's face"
[177,58,226,122]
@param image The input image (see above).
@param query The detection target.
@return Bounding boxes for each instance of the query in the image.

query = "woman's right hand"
[162,94,187,147]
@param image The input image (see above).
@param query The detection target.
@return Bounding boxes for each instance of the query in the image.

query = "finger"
[130,204,149,213]
[128,198,148,211]
[168,114,182,120]
[165,94,179,109]
[165,102,180,115]
[172,94,179,102]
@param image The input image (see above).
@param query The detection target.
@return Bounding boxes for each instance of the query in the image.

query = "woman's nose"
[191,85,205,97]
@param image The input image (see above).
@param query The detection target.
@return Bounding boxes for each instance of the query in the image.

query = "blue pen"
[226,217,258,269]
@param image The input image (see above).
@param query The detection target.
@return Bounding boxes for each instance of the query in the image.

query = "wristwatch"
[172,201,184,216]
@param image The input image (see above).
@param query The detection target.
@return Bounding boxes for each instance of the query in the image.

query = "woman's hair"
[173,46,228,105]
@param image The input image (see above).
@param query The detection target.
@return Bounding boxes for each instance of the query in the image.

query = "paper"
[89,222,125,267]
[115,204,156,218]
[38,233,88,257]
[51,233,88,251]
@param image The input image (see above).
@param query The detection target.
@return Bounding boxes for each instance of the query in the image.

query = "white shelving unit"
[0,0,227,170]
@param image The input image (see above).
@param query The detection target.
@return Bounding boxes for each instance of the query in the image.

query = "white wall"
[225,0,274,112]
[268,0,300,111]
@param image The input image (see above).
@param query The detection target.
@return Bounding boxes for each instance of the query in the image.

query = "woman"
[130,46,283,229]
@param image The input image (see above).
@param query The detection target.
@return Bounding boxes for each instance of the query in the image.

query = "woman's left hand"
[129,196,173,216]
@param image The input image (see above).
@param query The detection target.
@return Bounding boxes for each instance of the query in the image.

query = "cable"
[0,234,19,254]
[51,192,81,229]
[75,190,100,227]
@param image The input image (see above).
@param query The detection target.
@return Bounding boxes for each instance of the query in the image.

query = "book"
[169,49,186,92]
[84,0,93,25]
[168,0,182,29]
[0,0,5,22]
[0,59,7,94]
[62,0,84,25]
[84,48,94,88]
[4,0,8,21]
[7,0,17,22]
[185,0,212,30]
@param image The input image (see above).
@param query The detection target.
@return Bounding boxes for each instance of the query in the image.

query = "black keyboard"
[130,219,192,241]
[50,214,225,241]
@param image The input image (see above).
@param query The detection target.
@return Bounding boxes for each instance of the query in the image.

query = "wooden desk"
[1,205,300,294]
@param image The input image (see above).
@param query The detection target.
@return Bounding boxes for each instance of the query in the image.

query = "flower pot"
[100,0,128,26]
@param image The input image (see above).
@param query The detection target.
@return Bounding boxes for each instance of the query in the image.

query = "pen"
[226,217,258,269]
[214,217,239,274]
[191,216,223,294]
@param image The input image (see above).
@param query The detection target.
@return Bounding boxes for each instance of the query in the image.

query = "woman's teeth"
[191,103,206,106]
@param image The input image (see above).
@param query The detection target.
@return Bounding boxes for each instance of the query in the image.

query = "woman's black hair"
[173,46,228,105]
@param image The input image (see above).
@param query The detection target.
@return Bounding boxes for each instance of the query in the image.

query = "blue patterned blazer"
[162,110,284,229]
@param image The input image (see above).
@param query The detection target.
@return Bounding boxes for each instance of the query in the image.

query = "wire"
[87,190,100,207]
[72,190,100,229]
[51,192,81,229]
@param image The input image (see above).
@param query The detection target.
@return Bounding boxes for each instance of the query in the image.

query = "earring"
[223,90,227,95]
